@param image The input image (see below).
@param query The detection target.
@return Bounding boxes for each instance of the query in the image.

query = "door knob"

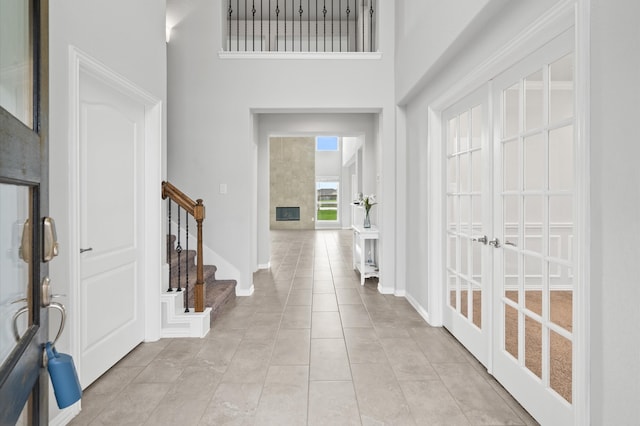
[488,238,501,248]
[472,235,488,245]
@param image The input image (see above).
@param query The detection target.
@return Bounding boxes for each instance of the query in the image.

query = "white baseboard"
[258,262,271,270]
[236,284,255,297]
[49,401,80,426]
[405,292,433,326]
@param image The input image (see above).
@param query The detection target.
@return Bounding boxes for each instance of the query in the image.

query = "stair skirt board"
[164,234,237,333]
[161,291,211,338]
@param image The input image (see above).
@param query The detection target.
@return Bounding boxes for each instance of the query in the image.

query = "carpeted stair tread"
[168,264,217,289]
[166,234,236,323]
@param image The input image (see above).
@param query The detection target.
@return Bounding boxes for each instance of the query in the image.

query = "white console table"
[352,224,379,285]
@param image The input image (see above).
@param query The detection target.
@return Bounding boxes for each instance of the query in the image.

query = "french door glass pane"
[471,242,482,284]
[524,256,543,316]
[459,153,470,193]
[524,315,542,378]
[524,196,543,251]
[549,54,574,124]
[503,84,519,138]
[549,195,573,262]
[549,125,574,191]
[504,250,519,304]
[460,281,469,318]
[550,265,573,332]
[550,330,572,403]
[471,150,482,192]
[504,303,519,359]
[448,273,457,310]
[524,133,545,190]
[448,118,458,154]
[459,195,470,233]
[472,285,482,328]
[471,105,482,148]
[447,157,458,192]
[0,183,32,367]
[0,0,33,127]
[459,111,469,151]
[525,70,543,131]
[503,195,519,246]
[503,140,519,191]
[448,235,457,270]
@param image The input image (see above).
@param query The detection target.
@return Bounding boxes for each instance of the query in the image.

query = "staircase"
[161,235,237,337]
[160,181,236,337]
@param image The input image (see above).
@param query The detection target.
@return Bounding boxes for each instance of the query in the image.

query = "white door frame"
[426,2,589,424]
[67,47,163,382]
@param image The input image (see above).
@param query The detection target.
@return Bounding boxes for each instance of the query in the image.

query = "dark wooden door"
[0,0,50,424]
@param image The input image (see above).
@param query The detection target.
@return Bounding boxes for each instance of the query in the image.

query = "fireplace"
[276,207,300,221]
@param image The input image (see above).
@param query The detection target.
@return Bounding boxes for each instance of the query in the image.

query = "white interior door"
[442,88,490,366]
[491,30,575,425]
[78,71,145,388]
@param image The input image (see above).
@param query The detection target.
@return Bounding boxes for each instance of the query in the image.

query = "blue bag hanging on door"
[46,342,82,409]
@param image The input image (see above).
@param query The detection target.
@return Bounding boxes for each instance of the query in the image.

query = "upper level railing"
[162,181,206,313]
[225,0,377,53]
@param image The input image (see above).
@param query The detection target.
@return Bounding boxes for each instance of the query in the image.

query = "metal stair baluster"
[185,210,190,313]
[176,206,182,292]
[167,200,173,292]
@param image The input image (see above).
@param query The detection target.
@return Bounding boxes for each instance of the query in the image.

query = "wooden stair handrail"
[161,181,206,312]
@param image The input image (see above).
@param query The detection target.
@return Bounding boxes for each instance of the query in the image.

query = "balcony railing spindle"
[354,0,357,52]
[307,0,311,52]
[252,0,256,51]
[322,0,327,52]
[228,1,233,52]
[276,0,280,51]
[269,0,272,51]
[361,0,364,52]
[370,0,375,52]
[331,0,334,52]
[346,0,350,52]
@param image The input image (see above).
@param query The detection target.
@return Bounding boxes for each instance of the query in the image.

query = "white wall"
[48,1,166,422]
[168,0,396,293]
[589,0,640,422]
[395,0,495,102]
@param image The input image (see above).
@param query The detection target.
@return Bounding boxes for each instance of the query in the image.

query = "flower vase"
[363,209,371,228]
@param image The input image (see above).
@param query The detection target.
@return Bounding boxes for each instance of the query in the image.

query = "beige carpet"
[454,290,572,403]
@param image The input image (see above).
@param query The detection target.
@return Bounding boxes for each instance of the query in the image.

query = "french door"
[443,88,490,366]
[491,30,575,425]
[442,30,576,425]
[0,0,50,424]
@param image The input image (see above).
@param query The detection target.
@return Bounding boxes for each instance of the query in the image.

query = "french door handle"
[488,238,501,248]
[472,235,488,245]
[80,247,93,254]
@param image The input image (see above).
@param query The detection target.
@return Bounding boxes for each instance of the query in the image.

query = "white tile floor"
[69,229,538,425]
